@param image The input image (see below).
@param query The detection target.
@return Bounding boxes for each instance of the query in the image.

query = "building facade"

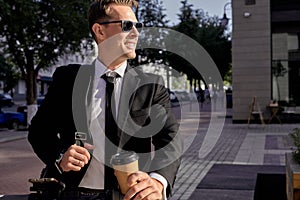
[13,43,96,101]
[232,0,300,122]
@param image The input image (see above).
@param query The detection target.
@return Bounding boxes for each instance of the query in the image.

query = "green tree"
[169,0,231,90]
[131,0,170,66]
[0,55,21,95]
[197,17,232,79]
[137,0,169,27]
[0,0,92,120]
[166,0,203,89]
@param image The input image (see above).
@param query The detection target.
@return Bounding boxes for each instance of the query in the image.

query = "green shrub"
[290,128,300,163]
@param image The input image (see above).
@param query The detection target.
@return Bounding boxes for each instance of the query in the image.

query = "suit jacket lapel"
[71,63,140,150]
[117,65,141,149]
[72,63,95,146]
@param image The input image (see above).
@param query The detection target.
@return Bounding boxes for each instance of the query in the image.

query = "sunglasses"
[97,20,143,32]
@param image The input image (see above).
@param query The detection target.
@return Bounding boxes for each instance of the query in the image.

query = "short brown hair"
[88,0,138,40]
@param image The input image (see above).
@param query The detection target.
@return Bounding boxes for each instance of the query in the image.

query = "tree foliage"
[0,0,92,104]
[130,0,170,66]
[134,0,231,89]
[290,128,300,164]
[0,0,231,106]
[137,0,169,27]
[169,0,232,83]
[0,55,21,94]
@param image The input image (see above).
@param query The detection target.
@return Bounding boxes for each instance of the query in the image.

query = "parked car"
[0,93,14,107]
[168,89,179,107]
[168,90,179,103]
[17,96,45,113]
[173,90,193,101]
[0,108,26,130]
[16,96,45,124]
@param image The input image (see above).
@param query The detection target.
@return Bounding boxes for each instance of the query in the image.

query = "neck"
[98,56,126,70]
[107,60,126,70]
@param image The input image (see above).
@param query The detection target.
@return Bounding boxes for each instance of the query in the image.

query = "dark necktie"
[102,72,119,191]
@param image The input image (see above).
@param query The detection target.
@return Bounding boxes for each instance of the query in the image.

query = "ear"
[92,23,104,42]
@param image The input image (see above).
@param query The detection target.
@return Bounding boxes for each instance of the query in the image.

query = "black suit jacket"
[28,63,182,196]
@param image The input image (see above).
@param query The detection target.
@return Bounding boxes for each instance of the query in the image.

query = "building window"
[272,33,300,106]
[245,0,256,5]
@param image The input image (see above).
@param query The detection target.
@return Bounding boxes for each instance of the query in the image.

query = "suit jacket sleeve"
[120,70,182,197]
[151,75,182,196]
[28,65,79,166]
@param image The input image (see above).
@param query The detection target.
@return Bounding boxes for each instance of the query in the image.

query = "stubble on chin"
[98,33,138,65]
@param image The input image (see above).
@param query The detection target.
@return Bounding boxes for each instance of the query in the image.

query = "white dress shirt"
[79,59,168,199]
[79,59,125,189]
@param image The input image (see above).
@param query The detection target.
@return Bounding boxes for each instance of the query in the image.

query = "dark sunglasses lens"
[123,21,133,32]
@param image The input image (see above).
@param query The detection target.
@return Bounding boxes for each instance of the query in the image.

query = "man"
[28,0,182,199]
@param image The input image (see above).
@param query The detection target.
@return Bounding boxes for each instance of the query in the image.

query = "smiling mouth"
[125,42,136,50]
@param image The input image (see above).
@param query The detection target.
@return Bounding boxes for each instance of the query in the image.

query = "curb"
[0,135,27,143]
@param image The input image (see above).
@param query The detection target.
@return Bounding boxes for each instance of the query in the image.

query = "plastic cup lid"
[110,151,139,165]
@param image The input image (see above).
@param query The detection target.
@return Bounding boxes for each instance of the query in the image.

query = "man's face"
[95,4,140,67]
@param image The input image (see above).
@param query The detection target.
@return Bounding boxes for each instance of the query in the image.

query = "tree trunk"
[189,78,193,93]
[25,68,38,125]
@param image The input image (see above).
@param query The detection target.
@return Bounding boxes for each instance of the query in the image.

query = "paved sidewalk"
[0,102,298,199]
[0,129,27,143]
[170,103,298,200]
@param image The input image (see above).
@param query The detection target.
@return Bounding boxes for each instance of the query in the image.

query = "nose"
[129,26,140,38]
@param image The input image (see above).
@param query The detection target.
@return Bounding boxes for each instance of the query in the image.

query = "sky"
[163,0,232,25]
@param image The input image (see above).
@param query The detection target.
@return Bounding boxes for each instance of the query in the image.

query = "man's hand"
[59,143,93,172]
[124,171,164,200]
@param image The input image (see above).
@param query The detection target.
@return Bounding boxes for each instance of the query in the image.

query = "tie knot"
[102,71,119,84]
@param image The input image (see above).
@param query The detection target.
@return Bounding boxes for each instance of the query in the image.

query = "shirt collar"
[95,58,127,79]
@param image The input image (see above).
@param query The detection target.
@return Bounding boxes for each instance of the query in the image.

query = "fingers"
[70,156,84,167]
[59,144,92,172]
[124,171,163,200]
[127,171,146,187]
[73,145,91,162]
[84,143,95,151]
